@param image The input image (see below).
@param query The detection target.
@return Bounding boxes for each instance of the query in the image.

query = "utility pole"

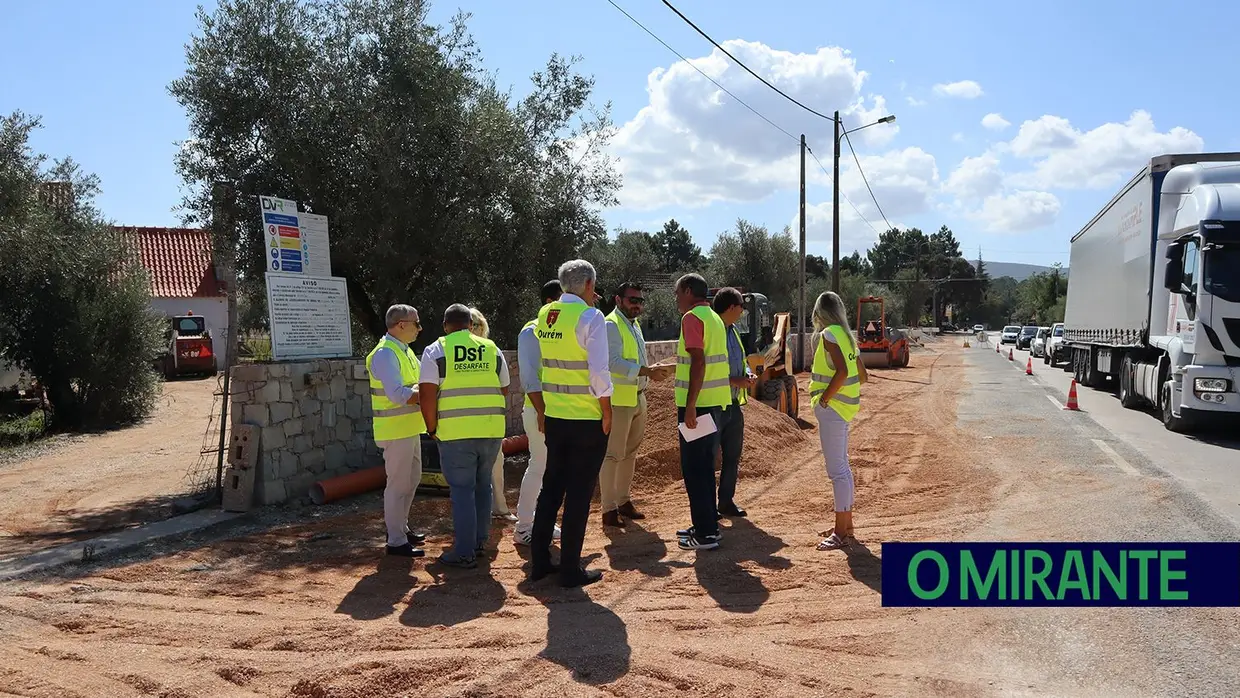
[831,110,841,294]
[798,134,806,371]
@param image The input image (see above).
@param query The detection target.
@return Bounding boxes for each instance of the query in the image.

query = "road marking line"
[1091,438,1140,476]
[1046,395,1064,409]
[1027,378,1038,386]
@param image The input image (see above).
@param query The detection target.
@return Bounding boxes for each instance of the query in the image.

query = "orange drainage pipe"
[310,466,384,505]
[310,434,531,505]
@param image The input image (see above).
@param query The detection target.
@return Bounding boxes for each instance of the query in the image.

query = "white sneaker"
[512,525,562,546]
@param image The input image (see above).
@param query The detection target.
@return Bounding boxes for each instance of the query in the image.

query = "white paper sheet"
[678,412,718,442]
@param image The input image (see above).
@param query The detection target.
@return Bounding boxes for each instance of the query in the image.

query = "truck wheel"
[781,375,799,417]
[1160,381,1194,433]
[1118,356,1141,409]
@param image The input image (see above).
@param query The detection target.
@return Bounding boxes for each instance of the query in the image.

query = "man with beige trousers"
[600,282,671,527]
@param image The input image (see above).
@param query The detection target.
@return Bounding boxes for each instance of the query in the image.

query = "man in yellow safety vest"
[528,259,613,588]
[712,287,756,520]
[599,281,672,528]
[419,303,512,569]
[672,273,732,551]
[365,304,428,557]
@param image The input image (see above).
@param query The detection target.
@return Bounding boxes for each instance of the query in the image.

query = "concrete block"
[270,402,294,423]
[283,418,304,438]
[241,403,269,427]
[352,364,368,380]
[221,465,256,512]
[258,379,282,404]
[228,424,261,470]
[261,454,281,480]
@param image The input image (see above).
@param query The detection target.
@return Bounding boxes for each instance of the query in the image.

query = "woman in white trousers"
[469,308,517,521]
[809,292,868,551]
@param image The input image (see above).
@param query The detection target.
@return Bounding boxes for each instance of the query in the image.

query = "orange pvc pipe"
[310,465,385,505]
[502,434,529,455]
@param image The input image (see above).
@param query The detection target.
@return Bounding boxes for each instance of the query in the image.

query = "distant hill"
[968,261,1067,282]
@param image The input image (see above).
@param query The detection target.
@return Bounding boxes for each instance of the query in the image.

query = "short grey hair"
[558,259,597,296]
[385,304,418,329]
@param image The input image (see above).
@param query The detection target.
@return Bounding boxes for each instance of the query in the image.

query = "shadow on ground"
[693,518,790,613]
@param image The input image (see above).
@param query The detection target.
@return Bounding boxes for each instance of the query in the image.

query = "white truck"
[1063,152,1240,432]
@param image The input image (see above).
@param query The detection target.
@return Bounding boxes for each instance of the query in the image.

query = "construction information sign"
[258,195,332,276]
[264,273,352,361]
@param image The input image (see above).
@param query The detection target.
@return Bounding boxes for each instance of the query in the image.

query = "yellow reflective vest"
[536,301,602,420]
[809,324,861,422]
[435,330,506,440]
[366,336,426,441]
[729,325,748,406]
[605,308,644,408]
[675,304,731,409]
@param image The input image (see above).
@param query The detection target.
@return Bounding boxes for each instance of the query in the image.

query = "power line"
[805,146,881,236]
[661,0,836,123]
[842,130,893,232]
[603,0,797,143]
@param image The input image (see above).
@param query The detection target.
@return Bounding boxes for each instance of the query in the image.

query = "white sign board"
[258,195,332,276]
[265,273,353,361]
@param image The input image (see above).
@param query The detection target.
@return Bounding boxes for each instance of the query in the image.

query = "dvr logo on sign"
[260,196,287,212]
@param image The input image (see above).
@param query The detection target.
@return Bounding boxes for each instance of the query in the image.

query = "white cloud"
[981,113,1011,131]
[933,80,984,99]
[1005,110,1204,189]
[944,152,1004,201]
[952,133,965,143]
[906,96,927,107]
[610,40,898,210]
[967,191,1061,233]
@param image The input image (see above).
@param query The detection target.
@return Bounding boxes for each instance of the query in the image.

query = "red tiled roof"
[117,227,225,298]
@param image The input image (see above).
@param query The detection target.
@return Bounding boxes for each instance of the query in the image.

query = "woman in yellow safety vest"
[808,291,868,551]
[469,307,517,522]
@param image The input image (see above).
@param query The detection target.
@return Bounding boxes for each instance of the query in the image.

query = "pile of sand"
[633,380,809,489]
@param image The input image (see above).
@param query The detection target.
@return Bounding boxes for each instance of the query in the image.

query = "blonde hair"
[812,292,856,352]
[468,307,489,339]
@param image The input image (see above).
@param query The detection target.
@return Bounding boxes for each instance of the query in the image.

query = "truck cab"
[1149,163,1240,427]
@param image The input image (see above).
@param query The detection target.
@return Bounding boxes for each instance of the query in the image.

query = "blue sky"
[3,0,1236,268]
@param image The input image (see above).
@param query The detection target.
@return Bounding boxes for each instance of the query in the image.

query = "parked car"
[1016,325,1038,350]
[1044,322,1065,366]
[1031,326,1052,357]
[1000,325,1020,344]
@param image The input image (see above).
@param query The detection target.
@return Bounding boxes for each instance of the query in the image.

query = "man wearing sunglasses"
[600,282,672,528]
[365,304,429,557]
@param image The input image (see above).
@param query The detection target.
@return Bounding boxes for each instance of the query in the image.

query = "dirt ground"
[0,377,217,561]
[0,342,999,697]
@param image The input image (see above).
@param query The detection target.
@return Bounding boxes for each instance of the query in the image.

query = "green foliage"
[654,219,703,272]
[0,112,165,430]
[170,0,620,350]
[0,408,46,448]
[706,219,799,310]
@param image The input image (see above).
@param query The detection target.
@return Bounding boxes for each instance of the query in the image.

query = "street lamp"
[832,112,895,294]
[795,112,896,371]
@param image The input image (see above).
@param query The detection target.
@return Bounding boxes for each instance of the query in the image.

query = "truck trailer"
[1063,152,1240,432]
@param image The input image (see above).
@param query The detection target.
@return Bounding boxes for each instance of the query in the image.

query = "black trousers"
[531,416,608,580]
[717,401,744,507]
[678,406,723,538]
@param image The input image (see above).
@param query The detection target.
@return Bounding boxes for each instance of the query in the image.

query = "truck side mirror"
[1164,242,1184,292]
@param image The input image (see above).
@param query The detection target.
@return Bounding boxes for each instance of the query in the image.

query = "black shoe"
[560,568,603,588]
[386,543,425,558]
[405,530,427,544]
[528,562,560,582]
[617,501,646,520]
[718,503,748,518]
[716,511,723,521]
[676,526,724,539]
[437,553,477,569]
[678,534,721,551]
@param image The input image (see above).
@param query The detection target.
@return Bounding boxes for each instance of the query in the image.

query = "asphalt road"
[973,332,1240,529]
[946,339,1240,696]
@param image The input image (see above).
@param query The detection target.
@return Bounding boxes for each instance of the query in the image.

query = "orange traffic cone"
[1008,348,1014,361]
[1064,380,1080,411]
[1025,357,1033,375]
[996,343,1000,353]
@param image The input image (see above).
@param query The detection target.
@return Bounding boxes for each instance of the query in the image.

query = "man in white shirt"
[513,279,564,546]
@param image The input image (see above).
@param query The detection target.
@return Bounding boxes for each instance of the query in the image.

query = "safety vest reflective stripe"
[537,301,602,420]
[605,309,642,408]
[366,337,426,441]
[675,305,732,409]
[435,331,506,440]
[809,325,861,422]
